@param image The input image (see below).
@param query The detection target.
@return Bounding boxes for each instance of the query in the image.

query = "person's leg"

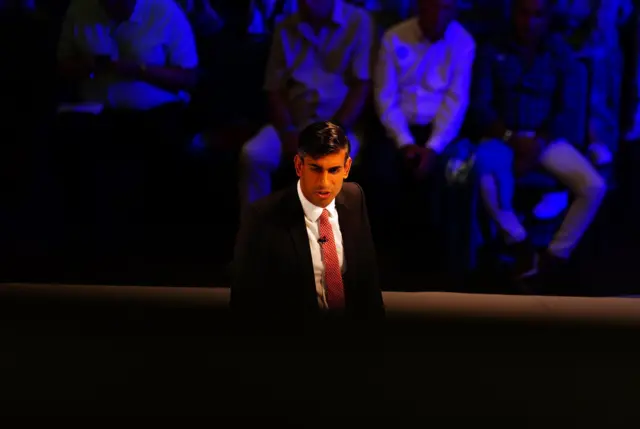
[239,124,282,209]
[474,139,527,244]
[539,140,607,259]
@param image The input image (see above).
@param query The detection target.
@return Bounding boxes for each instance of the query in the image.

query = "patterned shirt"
[469,34,583,142]
[264,0,374,127]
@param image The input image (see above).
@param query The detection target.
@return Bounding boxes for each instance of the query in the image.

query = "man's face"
[418,0,456,41]
[99,0,136,21]
[299,0,334,23]
[514,0,549,44]
[295,148,351,208]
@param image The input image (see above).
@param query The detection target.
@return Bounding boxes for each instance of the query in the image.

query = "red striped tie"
[318,209,345,309]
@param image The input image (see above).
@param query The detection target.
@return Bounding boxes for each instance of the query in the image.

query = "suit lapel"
[335,190,358,301]
[285,186,319,310]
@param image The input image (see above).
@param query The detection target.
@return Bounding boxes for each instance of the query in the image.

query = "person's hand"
[401,145,437,180]
[414,147,437,180]
[401,144,422,165]
[588,142,613,166]
[512,135,544,176]
[280,130,299,160]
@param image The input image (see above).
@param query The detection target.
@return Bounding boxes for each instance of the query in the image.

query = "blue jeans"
[473,139,516,211]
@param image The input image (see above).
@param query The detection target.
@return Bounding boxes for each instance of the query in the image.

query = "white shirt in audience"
[263,0,374,127]
[57,0,198,110]
[374,18,475,153]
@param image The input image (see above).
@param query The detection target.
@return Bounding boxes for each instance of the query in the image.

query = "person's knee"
[239,141,272,177]
[580,172,607,203]
[239,140,258,167]
[239,127,281,174]
[474,139,513,174]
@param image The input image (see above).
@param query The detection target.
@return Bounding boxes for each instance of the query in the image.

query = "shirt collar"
[413,17,452,44]
[297,180,337,223]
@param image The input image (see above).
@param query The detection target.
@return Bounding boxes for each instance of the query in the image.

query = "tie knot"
[321,208,330,221]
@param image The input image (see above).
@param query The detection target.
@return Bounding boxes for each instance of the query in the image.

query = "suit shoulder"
[340,182,364,203]
[246,187,291,221]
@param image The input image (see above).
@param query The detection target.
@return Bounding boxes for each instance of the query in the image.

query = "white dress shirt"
[297,181,345,310]
[264,0,374,127]
[57,0,198,110]
[374,18,475,153]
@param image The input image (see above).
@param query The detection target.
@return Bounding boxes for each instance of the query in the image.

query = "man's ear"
[294,154,303,177]
[344,156,352,178]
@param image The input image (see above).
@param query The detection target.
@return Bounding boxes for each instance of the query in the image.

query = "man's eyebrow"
[309,163,343,169]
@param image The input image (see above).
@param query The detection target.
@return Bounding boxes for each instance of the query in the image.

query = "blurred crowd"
[0,0,638,288]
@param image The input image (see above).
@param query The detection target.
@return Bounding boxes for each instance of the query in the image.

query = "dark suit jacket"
[230,182,384,330]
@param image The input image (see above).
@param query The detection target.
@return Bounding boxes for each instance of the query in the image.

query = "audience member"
[529,0,624,218]
[372,0,475,253]
[56,0,199,253]
[239,0,374,208]
[470,0,606,280]
[231,121,384,328]
[58,0,198,112]
[375,0,475,181]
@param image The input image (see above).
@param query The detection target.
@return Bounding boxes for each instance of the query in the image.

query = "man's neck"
[419,22,446,43]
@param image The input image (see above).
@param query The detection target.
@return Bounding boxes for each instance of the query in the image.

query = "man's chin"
[311,194,334,207]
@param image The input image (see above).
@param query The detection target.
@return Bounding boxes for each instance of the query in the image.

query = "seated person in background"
[239,0,374,208]
[56,0,199,250]
[470,0,606,279]
[545,0,630,218]
[57,0,198,113]
[232,121,384,328]
[374,0,475,181]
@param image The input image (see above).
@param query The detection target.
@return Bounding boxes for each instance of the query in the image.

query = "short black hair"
[297,121,351,161]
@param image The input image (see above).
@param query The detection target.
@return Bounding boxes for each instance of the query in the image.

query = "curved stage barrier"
[2,283,640,326]
[2,283,640,419]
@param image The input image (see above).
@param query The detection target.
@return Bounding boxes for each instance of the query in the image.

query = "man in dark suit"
[231,121,384,329]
